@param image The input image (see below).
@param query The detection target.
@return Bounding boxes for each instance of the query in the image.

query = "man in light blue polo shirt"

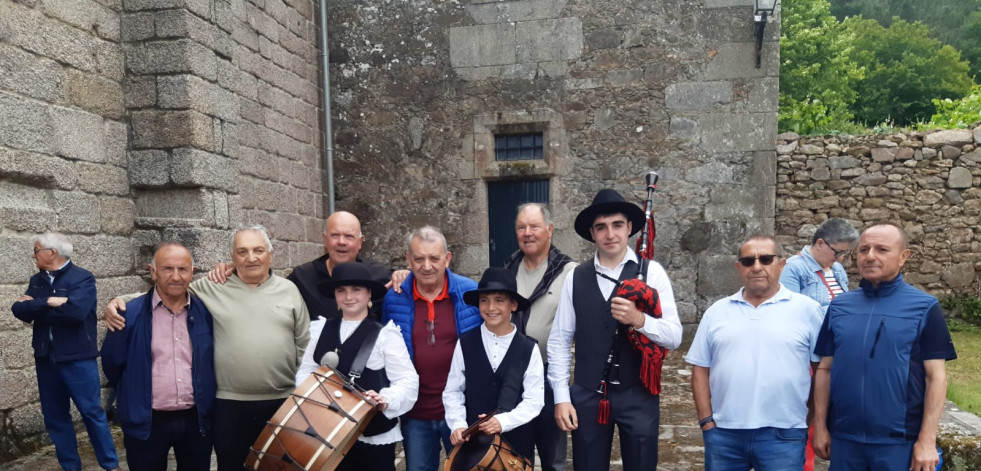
[686,234,824,470]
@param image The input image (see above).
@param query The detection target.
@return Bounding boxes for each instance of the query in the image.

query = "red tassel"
[598,397,610,424]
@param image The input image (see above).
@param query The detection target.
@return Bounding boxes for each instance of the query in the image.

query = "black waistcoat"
[572,260,645,392]
[313,318,397,437]
[460,327,536,459]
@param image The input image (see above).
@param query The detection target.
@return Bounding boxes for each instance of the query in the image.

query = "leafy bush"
[918,84,981,130]
[940,293,981,326]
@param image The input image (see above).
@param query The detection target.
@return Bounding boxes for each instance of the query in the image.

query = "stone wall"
[324,0,780,330]
[775,125,981,293]
[0,0,325,459]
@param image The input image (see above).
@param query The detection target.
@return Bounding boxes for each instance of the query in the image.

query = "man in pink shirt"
[102,243,217,471]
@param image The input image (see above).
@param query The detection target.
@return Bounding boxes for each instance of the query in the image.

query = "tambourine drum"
[443,433,534,471]
[245,366,378,471]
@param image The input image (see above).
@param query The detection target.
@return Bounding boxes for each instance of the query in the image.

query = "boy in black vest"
[295,263,419,471]
[442,267,545,462]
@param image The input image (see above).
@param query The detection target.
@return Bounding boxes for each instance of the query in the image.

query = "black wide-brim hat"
[574,188,645,242]
[317,262,388,300]
[463,267,531,312]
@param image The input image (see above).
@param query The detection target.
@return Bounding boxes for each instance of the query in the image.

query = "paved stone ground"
[7,342,977,470]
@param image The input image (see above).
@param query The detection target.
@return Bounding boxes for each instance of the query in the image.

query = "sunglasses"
[737,255,779,267]
[823,240,851,259]
[425,320,436,346]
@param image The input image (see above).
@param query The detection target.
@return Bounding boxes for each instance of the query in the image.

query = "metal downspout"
[319,0,336,215]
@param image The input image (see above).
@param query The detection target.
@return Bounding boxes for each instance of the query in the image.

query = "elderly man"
[101,242,216,471]
[502,203,575,471]
[382,226,481,471]
[209,211,395,320]
[105,225,309,471]
[12,233,121,471]
[548,189,682,471]
[813,224,956,471]
[686,235,824,470]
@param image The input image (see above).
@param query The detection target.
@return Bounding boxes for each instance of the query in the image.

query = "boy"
[442,267,545,461]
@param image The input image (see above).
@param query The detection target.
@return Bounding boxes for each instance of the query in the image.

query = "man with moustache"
[502,203,575,471]
[686,235,823,470]
[547,189,682,471]
[104,225,309,471]
[812,224,956,471]
[101,243,216,471]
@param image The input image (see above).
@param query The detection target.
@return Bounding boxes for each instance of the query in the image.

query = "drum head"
[449,434,495,471]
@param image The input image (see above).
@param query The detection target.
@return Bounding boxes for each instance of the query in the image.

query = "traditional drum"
[246,365,378,471]
[443,433,534,471]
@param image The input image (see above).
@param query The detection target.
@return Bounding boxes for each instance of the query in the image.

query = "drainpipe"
[319,0,336,215]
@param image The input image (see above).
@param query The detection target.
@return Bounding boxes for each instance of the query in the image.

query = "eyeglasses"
[737,255,779,267]
[32,248,54,255]
[822,240,851,259]
[425,320,436,346]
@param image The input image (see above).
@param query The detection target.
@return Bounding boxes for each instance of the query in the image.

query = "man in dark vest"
[547,189,683,471]
[443,267,544,462]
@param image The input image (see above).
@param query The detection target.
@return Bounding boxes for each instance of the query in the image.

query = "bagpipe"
[596,171,669,424]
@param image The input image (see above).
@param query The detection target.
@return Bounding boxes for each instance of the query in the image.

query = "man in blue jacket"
[382,226,480,471]
[101,242,216,471]
[11,233,120,471]
[812,224,957,471]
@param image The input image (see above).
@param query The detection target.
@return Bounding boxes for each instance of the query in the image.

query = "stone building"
[0,0,779,459]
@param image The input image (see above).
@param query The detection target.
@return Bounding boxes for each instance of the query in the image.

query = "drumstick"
[461,408,501,440]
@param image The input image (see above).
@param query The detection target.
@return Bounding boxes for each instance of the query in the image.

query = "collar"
[860,273,905,297]
[799,246,824,273]
[413,274,450,323]
[480,322,516,340]
[47,260,72,278]
[151,288,191,312]
[593,248,637,272]
[729,284,793,306]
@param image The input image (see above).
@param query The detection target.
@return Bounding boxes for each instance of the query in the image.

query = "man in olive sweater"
[105,226,309,471]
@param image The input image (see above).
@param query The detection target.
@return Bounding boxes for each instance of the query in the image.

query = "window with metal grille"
[494,133,544,161]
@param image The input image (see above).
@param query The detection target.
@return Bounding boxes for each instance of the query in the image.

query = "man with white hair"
[12,233,121,471]
[104,225,310,471]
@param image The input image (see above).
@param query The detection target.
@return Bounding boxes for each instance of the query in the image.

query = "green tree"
[779,0,864,134]
[844,17,974,126]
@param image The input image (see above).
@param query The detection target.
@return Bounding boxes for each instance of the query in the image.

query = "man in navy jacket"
[11,233,120,471]
[102,242,216,471]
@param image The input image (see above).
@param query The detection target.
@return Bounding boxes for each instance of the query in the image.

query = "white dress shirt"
[296,318,419,445]
[546,249,682,404]
[443,324,545,433]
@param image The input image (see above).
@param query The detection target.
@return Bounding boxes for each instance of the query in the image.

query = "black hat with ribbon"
[574,188,645,241]
[317,262,388,300]
[463,267,531,311]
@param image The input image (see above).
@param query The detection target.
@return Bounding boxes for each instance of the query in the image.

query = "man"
[502,203,575,471]
[547,189,682,471]
[12,233,121,471]
[209,210,395,320]
[382,226,481,471]
[105,225,310,471]
[812,224,956,471]
[101,243,216,471]
[686,235,824,470]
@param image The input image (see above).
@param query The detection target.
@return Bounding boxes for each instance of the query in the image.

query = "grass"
[947,321,981,415]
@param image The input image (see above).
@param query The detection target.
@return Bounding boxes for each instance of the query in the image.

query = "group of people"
[10,187,956,471]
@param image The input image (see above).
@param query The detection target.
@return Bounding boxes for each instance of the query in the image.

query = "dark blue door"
[487,179,550,267]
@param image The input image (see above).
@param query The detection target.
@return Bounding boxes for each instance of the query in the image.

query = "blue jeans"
[829,437,916,470]
[36,358,119,470]
[703,426,807,471]
[401,418,452,471]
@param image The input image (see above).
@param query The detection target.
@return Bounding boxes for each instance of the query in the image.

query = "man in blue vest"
[382,226,481,471]
[812,223,956,471]
[547,189,683,471]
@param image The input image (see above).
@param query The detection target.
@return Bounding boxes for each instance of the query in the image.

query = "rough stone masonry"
[0,0,779,460]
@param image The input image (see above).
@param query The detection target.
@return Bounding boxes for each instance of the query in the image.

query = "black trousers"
[123,407,213,471]
[570,383,660,471]
[213,398,283,471]
[533,385,568,471]
[336,440,396,471]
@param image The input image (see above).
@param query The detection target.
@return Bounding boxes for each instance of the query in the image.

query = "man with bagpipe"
[546,183,682,471]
